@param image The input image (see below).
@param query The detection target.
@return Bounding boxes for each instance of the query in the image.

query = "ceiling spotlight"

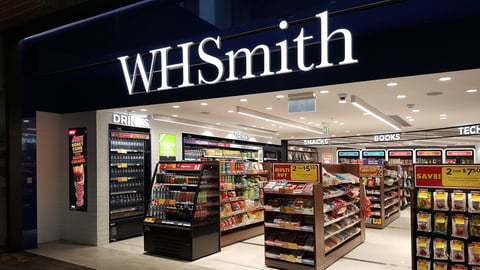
[386,82,398,87]
[239,98,248,102]
[438,77,451,81]
[338,93,347,103]
[275,95,285,99]
[172,105,180,109]
[466,89,478,93]
[396,95,407,99]
[200,102,208,106]
[319,90,329,94]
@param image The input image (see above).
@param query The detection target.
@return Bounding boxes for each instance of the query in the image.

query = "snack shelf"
[264,163,365,270]
[362,165,401,229]
[219,161,270,247]
[143,161,220,261]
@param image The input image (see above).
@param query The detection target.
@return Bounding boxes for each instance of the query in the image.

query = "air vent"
[388,115,411,127]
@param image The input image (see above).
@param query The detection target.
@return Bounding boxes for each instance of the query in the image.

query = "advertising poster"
[273,163,320,182]
[159,133,176,160]
[69,128,87,211]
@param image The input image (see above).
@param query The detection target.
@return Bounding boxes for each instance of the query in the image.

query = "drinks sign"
[69,128,87,211]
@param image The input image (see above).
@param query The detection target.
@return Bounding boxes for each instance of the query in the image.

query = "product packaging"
[450,239,465,262]
[433,213,448,235]
[452,214,469,239]
[418,189,432,210]
[433,238,448,260]
[469,191,480,213]
[417,236,431,258]
[471,215,480,237]
[432,261,447,270]
[417,212,432,232]
[433,190,449,211]
[469,242,480,265]
[451,191,467,212]
[417,259,431,270]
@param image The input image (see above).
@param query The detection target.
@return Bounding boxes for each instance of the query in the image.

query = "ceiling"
[109,68,480,148]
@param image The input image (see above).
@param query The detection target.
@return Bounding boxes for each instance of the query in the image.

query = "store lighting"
[152,114,273,139]
[350,95,402,131]
[236,106,326,135]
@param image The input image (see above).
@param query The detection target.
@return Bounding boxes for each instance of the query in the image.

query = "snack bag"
[433,238,448,260]
[418,189,432,210]
[417,212,432,232]
[470,215,480,237]
[432,261,447,270]
[451,264,467,270]
[433,190,449,211]
[433,213,448,235]
[417,259,431,270]
[451,191,467,212]
[452,214,469,239]
[417,236,431,258]
[469,242,480,265]
[450,239,465,262]
[469,191,480,213]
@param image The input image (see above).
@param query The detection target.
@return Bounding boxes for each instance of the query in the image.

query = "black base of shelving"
[109,218,143,242]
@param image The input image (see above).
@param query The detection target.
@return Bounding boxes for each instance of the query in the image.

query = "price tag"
[452,240,463,251]
[291,165,318,182]
[155,199,165,205]
[116,149,127,154]
[286,243,298,250]
[284,223,294,230]
[442,166,480,187]
[117,163,128,168]
[144,217,155,223]
[435,239,446,249]
[117,177,128,182]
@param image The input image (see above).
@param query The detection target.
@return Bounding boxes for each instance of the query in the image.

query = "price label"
[116,149,127,154]
[144,217,155,223]
[117,163,128,168]
[291,165,319,182]
[442,166,480,187]
[117,177,128,182]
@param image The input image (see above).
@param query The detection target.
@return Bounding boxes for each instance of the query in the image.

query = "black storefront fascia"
[10,0,480,250]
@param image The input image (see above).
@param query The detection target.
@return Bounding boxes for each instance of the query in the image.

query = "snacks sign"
[273,163,319,182]
[415,165,480,189]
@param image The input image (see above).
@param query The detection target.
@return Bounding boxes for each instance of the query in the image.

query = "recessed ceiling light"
[200,102,208,106]
[386,82,398,87]
[139,108,148,112]
[172,114,178,117]
[440,116,447,120]
[345,130,351,133]
[172,105,180,109]
[240,98,248,102]
[319,90,329,94]
[276,95,285,99]
[307,122,313,125]
[405,116,412,119]
[440,114,447,117]
[396,95,407,99]
[227,109,234,113]
[265,106,273,110]
[412,109,420,113]
[438,77,451,81]
[299,117,305,120]
[216,122,221,125]
[338,99,347,104]
[466,89,478,93]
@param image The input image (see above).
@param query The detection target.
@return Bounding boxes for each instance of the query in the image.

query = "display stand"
[361,165,401,229]
[411,164,480,270]
[264,163,365,270]
[220,161,270,247]
[287,146,318,162]
[143,161,220,260]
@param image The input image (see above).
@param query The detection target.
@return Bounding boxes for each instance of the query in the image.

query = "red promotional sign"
[446,151,473,156]
[417,151,442,156]
[273,163,319,182]
[415,166,443,188]
[389,151,413,156]
[159,163,203,170]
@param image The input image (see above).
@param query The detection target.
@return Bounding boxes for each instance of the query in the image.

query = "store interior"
[33,68,480,270]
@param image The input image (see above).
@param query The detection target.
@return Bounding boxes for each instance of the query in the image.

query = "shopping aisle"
[29,209,411,270]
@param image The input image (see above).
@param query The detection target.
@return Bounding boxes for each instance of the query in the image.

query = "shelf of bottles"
[362,165,401,229]
[109,132,149,221]
[219,161,269,232]
[144,162,219,228]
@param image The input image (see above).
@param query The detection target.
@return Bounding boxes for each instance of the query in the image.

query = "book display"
[143,161,220,260]
[263,163,365,270]
[287,146,318,162]
[361,165,401,228]
[411,164,480,270]
[220,161,270,246]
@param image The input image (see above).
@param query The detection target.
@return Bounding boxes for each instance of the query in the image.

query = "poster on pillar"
[159,133,176,161]
[69,128,87,211]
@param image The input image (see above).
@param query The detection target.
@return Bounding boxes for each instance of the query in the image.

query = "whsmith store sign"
[299,124,480,146]
[118,11,357,95]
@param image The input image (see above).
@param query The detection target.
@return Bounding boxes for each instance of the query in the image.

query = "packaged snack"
[471,215,480,237]
[450,239,465,262]
[433,213,448,235]
[433,238,448,260]
[452,214,469,239]
[451,191,467,212]
[451,264,467,270]
[472,267,480,270]
[469,242,480,265]
[417,259,431,270]
[417,212,432,232]
[469,191,480,213]
[418,189,432,210]
[417,236,431,258]
[433,190,449,211]
[432,261,447,270]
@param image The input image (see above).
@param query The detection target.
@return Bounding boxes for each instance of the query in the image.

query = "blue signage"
[338,151,360,157]
[362,151,385,156]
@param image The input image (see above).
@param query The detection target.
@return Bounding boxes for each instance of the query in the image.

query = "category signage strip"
[415,165,480,189]
[273,163,320,182]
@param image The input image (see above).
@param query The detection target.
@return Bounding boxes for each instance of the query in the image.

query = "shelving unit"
[220,161,270,247]
[143,161,220,260]
[287,146,318,162]
[411,164,480,270]
[361,165,401,229]
[108,126,151,242]
[263,163,365,270]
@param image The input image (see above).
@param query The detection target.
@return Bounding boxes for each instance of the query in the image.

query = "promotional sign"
[159,133,176,160]
[322,153,333,164]
[415,165,480,189]
[273,163,320,182]
[69,128,87,211]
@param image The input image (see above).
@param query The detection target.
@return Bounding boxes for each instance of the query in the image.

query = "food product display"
[265,163,365,270]
[412,164,480,270]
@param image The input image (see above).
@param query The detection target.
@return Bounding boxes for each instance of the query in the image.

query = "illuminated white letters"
[118,11,357,95]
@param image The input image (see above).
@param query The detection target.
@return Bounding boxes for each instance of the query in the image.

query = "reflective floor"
[29,209,412,270]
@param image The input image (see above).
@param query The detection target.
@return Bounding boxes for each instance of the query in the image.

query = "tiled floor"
[29,209,412,270]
